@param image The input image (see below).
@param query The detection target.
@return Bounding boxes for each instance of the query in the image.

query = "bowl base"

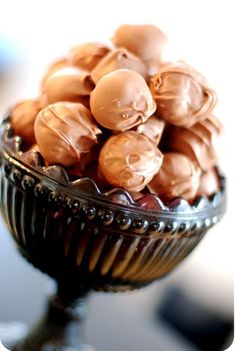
[12,293,91,351]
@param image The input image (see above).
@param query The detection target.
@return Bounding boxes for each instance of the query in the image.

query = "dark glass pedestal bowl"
[0,118,226,351]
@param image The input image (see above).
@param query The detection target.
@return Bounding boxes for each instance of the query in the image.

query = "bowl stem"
[12,285,91,351]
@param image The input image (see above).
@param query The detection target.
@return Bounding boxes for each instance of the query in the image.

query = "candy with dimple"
[99,131,163,192]
[34,102,101,166]
[147,152,201,201]
[150,62,217,127]
[11,99,41,145]
[91,48,148,83]
[90,69,156,131]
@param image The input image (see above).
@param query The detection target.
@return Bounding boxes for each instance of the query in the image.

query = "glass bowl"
[0,117,226,351]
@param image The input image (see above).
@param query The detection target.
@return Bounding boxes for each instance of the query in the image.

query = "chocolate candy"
[150,62,217,127]
[70,42,110,71]
[69,161,110,191]
[99,131,163,192]
[196,168,219,197]
[41,67,94,107]
[11,99,41,145]
[133,115,165,146]
[34,102,101,166]
[112,24,167,67]
[90,69,156,131]
[147,152,201,200]
[41,58,71,88]
[91,48,148,83]
[167,115,222,171]
[9,23,222,205]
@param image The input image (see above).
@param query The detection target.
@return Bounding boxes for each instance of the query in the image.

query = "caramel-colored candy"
[34,102,101,166]
[112,24,167,67]
[41,67,94,107]
[133,115,165,146]
[91,48,148,83]
[167,115,222,171]
[147,152,201,200]
[196,168,219,197]
[90,69,156,131]
[11,99,41,145]
[41,58,71,88]
[99,131,163,192]
[150,62,217,127]
[70,42,110,71]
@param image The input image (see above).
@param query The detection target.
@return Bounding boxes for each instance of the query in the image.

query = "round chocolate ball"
[41,67,94,107]
[11,99,41,145]
[34,102,101,166]
[147,152,201,200]
[90,69,156,131]
[99,131,163,192]
[150,62,217,127]
[112,24,167,67]
[41,58,71,88]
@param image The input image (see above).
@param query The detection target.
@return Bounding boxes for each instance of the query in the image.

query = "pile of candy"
[10,24,222,203]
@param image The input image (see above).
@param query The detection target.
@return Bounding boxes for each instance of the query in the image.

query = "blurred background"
[0,1,234,350]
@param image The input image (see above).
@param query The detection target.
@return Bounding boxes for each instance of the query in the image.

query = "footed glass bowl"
[0,118,226,351]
